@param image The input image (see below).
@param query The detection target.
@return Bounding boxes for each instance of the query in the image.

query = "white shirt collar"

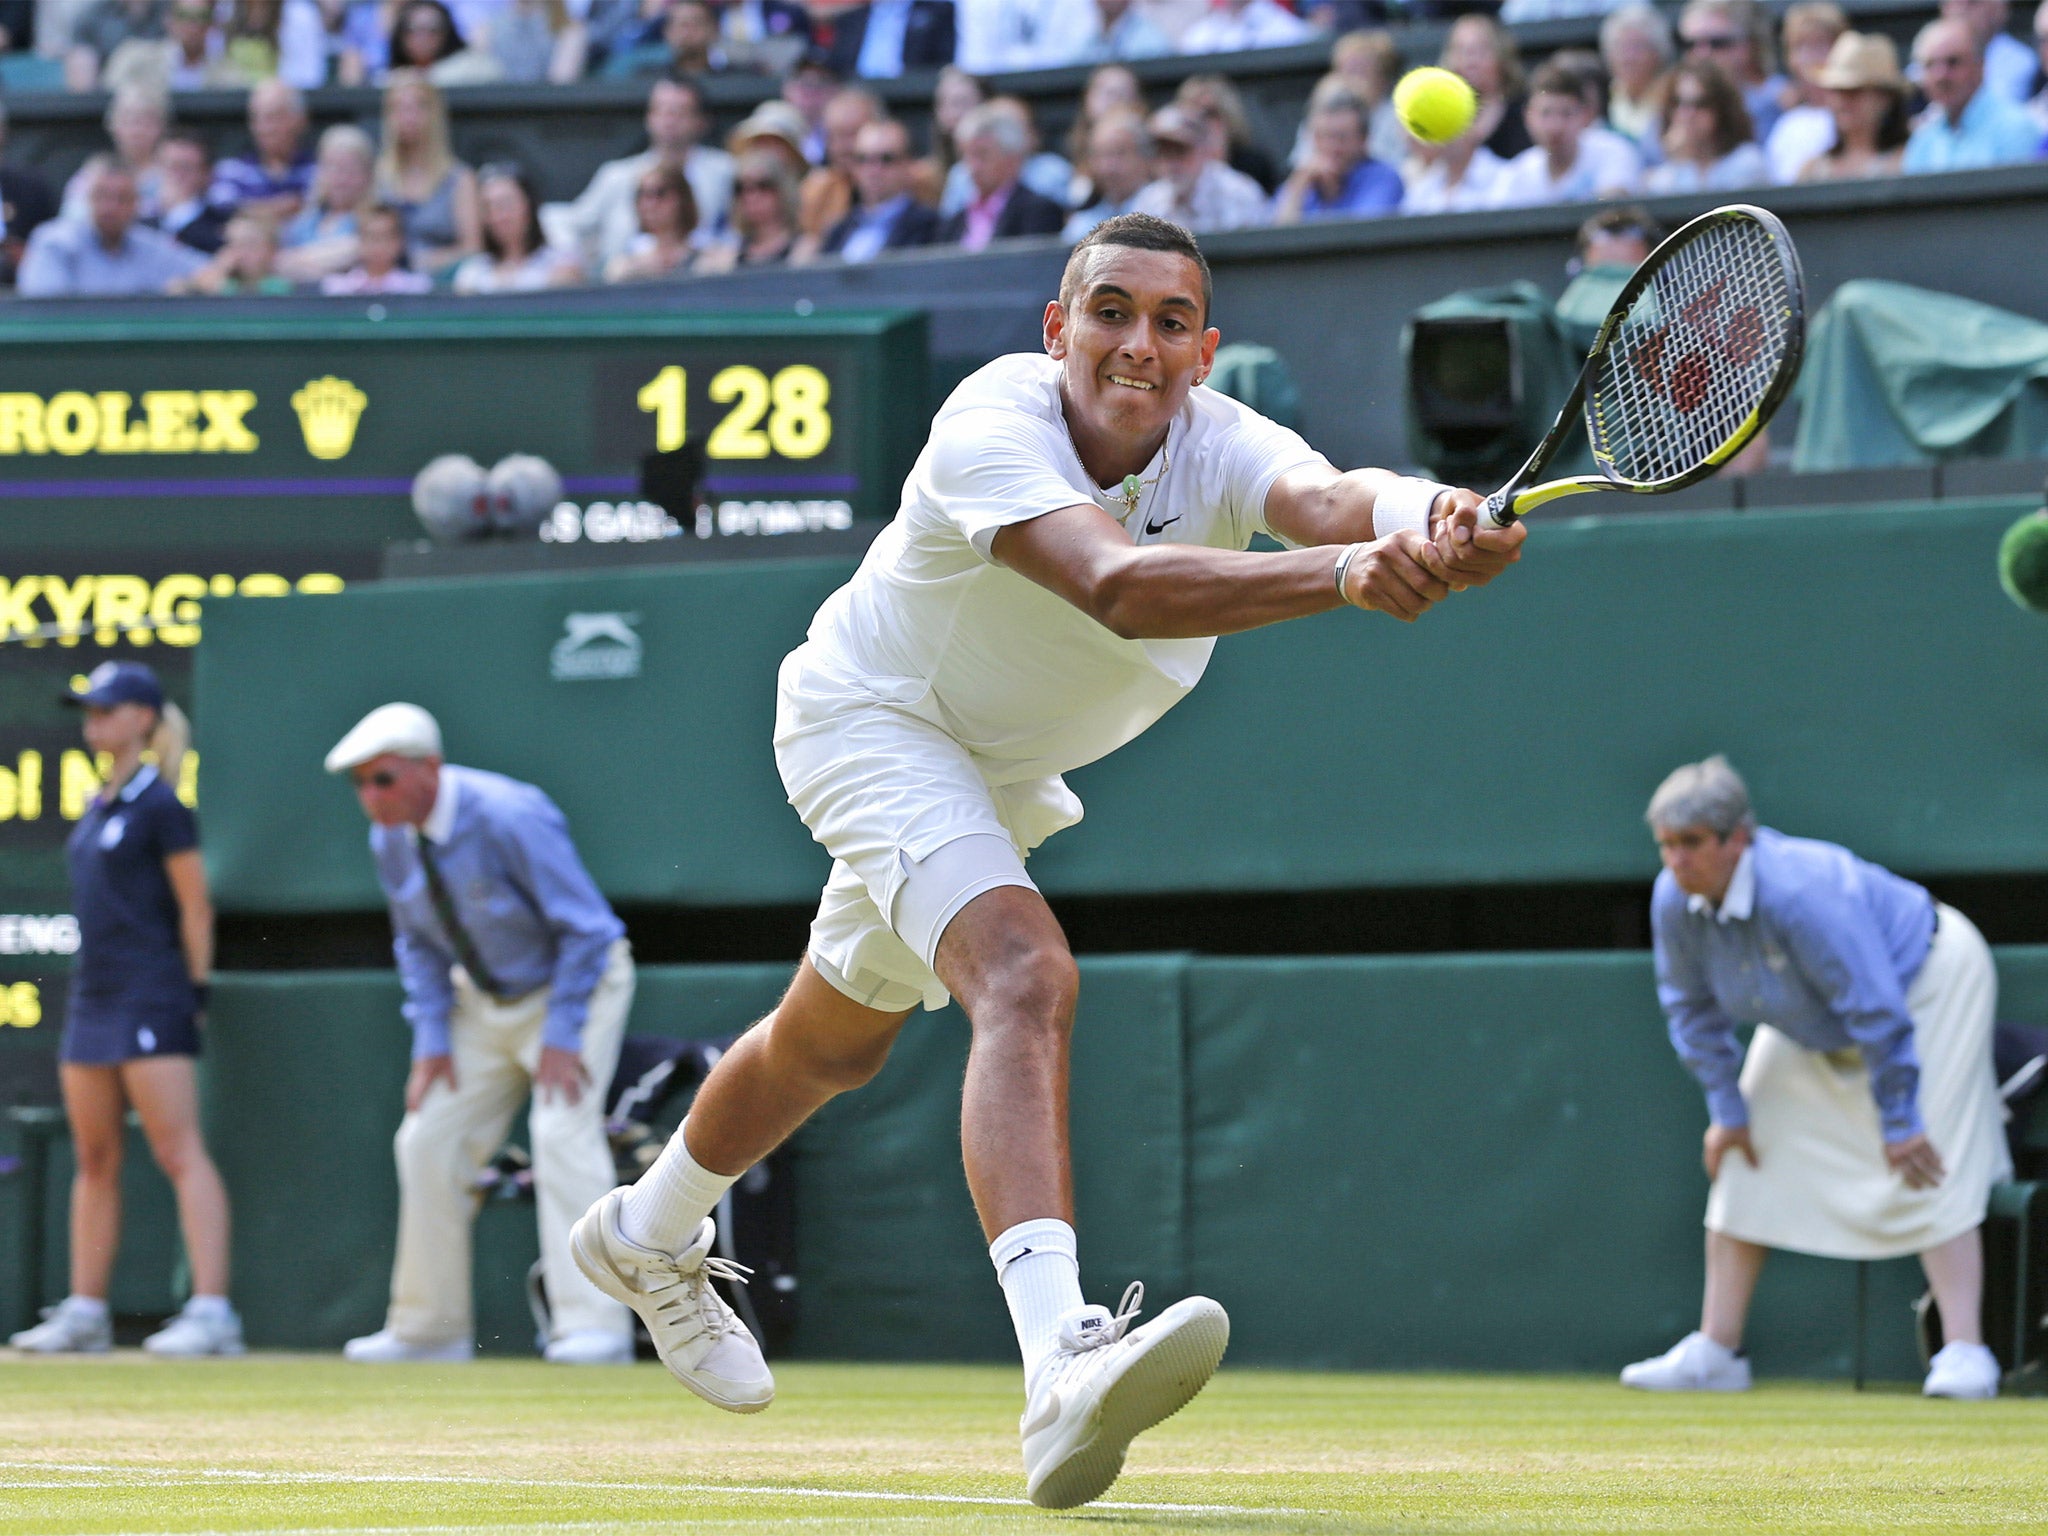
[419,766,458,844]
[116,763,159,803]
[1686,843,1755,923]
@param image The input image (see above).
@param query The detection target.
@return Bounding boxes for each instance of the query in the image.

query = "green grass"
[3,1357,2047,1534]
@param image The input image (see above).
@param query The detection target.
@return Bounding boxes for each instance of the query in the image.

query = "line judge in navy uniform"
[326,703,636,1365]
[8,662,242,1357]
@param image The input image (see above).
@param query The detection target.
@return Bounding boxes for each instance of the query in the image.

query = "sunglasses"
[1673,94,1713,109]
[853,151,905,165]
[353,769,398,790]
[1682,33,1741,50]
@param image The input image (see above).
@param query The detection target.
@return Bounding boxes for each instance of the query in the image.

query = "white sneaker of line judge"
[570,1191,773,1413]
[1620,1331,1753,1391]
[1021,1283,1231,1510]
[1923,1341,2001,1400]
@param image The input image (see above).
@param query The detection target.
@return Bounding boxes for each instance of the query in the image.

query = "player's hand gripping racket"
[1481,203,1806,528]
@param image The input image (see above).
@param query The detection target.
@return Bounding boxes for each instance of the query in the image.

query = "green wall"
[12,947,2038,1376]
[194,500,2048,915]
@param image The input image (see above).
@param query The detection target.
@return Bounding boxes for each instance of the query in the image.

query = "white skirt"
[1705,905,2013,1260]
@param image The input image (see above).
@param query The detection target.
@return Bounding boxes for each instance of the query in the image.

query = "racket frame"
[1480,202,1806,528]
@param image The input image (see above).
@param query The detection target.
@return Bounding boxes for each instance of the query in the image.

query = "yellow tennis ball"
[1393,67,1479,145]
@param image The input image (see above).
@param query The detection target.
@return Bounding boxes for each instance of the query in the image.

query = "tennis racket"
[1481,203,1806,529]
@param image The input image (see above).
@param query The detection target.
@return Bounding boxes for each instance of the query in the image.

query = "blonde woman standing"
[374,68,479,275]
[9,663,237,1357]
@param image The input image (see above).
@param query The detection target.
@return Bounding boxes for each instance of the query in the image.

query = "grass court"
[5,1357,2048,1534]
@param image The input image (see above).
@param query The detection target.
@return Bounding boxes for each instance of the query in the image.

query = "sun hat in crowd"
[1816,32,1907,94]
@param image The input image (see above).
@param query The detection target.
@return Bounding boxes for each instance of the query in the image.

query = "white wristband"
[1372,476,1452,542]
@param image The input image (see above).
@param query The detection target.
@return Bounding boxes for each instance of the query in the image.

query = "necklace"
[1060,402,1172,525]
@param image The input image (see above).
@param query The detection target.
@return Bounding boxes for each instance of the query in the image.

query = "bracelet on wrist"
[1332,542,1366,608]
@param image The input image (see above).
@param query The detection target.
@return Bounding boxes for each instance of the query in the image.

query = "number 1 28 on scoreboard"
[635,363,833,461]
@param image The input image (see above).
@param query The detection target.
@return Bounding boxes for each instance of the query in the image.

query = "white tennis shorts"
[773,645,1082,1013]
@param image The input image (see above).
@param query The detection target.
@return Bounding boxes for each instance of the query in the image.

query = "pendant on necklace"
[1120,474,1143,519]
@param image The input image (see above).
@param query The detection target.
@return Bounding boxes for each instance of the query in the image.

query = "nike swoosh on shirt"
[1144,513,1181,535]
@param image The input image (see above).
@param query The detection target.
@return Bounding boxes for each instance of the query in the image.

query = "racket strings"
[1589,217,1795,487]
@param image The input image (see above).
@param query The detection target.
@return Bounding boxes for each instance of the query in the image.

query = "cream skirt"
[1705,905,2012,1260]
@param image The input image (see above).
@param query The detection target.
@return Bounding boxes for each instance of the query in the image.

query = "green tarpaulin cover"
[1794,279,2048,471]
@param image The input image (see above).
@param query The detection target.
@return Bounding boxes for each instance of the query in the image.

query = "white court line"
[0,1462,1309,1517]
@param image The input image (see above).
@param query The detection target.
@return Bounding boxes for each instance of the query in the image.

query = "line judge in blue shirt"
[325,703,636,1366]
[1625,757,2010,1401]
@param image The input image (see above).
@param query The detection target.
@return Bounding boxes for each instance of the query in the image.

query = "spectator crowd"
[4,0,2048,297]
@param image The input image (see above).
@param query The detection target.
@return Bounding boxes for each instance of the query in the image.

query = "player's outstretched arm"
[1263,465,1525,590]
[992,501,1455,640]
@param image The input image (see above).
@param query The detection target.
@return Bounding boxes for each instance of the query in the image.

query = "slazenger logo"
[550,613,641,682]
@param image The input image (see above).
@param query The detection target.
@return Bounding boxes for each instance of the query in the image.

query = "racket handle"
[1481,489,1518,529]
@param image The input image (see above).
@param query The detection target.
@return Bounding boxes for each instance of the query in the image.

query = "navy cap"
[61,660,165,711]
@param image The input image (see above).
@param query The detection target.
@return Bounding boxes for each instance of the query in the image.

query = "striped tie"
[417,836,506,998]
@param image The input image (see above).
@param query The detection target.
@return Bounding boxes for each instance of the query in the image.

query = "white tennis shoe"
[543,1328,635,1365]
[9,1297,112,1354]
[1021,1283,1230,1510]
[341,1329,474,1363]
[143,1299,245,1357]
[1620,1331,1752,1391]
[1924,1341,2000,1400]
[570,1191,773,1413]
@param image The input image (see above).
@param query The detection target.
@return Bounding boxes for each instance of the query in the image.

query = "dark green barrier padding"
[89,944,2040,1374]
[196,501,2048,915]
[1183,955,1936,1379]
[196,957,1186,1358]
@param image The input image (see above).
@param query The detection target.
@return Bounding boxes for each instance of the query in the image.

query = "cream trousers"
[384,938,634,1345]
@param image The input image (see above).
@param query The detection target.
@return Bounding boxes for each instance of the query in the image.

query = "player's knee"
[778,1017,895,1095]
[972,941,1078,1038]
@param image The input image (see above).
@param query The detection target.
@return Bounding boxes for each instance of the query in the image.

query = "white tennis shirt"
[796,353,1327,785]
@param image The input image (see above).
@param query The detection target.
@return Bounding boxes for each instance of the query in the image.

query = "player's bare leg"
[681,961,913,1177]
[572,961,909,1412]
[932,884,1078,1238]
[934,884,1228,1509]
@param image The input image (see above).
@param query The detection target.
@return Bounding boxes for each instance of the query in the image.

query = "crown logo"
[291,376,368,461]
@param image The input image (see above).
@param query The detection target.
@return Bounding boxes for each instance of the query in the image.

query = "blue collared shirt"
[839,193,913,262]
[17,219,207,298]
[1903,86,2044,174]
[1651,826,1937,1142]
[1295,158,1404,219]
[372,764,624,1059]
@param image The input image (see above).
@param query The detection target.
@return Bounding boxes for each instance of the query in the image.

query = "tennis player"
[572,213,1526,1506]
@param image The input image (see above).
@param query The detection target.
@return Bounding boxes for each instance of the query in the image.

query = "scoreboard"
[0,307,930,547]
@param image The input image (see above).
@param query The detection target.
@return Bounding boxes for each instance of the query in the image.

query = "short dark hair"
[1060,212,1212,322]
[1528,60,1592,105]
[1575,204,1663,261]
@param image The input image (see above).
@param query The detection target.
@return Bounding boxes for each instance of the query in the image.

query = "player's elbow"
[1083,557,1152,640]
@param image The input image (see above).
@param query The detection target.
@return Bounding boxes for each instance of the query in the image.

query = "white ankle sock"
[990,1218,1084,1385]
[185,1294,233,1319]
[66,1295,108,1320]
[618,1119,738,1254]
